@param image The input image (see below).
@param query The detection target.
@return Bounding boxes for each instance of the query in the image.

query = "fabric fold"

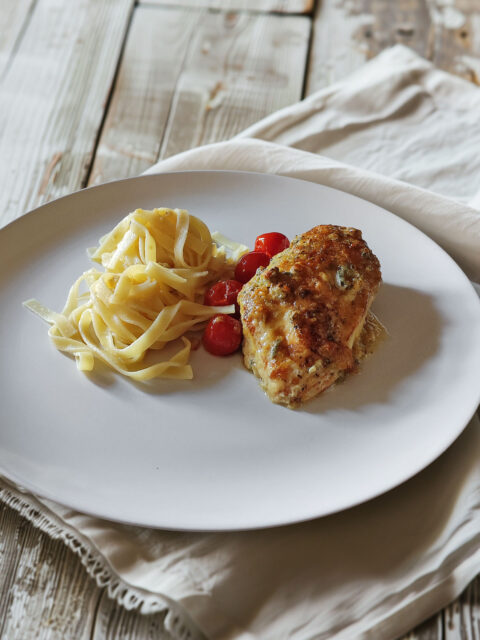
[145,138,480,281]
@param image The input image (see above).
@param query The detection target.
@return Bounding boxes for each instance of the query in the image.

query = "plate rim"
[1,170,480,531]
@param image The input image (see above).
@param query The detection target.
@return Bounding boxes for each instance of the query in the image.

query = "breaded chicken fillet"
[238,225,382,408]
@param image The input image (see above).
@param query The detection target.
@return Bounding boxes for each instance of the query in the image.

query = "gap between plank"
[300,5,315,98]
[0,508,22,638]
[139,0,316,17]
[154,7,207,165]
[88,590,105,640]
[82,1,137,189]
[0,0,38,83]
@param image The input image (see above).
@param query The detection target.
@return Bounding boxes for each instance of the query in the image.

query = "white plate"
[1,171,479,530]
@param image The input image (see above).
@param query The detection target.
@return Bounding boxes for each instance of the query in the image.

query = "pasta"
[24,208,248,380]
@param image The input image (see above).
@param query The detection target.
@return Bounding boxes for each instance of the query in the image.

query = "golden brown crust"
[238,225,382,407]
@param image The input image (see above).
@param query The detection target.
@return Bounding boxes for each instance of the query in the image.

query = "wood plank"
[0,0,135,227]
[306,0,480,94]
[306,0,433,93]
[141,0,314,15]
[91,592,173,640]
[427,0,480,84]
[0,504,100,640]
[0,0,36,78]
[88,6,200,187]
[399,613,443,640]
[160,11,310,159]
[445,578,480,640]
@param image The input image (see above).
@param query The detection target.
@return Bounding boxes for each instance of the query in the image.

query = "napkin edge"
[0,477,204,640]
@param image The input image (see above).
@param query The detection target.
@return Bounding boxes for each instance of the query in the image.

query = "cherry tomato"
[234,251,270,284]
[203,315,242,356]
[254,232,289,258]
[204,279,243,317]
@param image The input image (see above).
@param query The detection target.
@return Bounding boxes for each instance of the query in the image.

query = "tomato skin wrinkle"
[254,232,289,258]
[203,315,242,356]
[204,279,243,318]
[204,279,242,305]
[234,251,270,284]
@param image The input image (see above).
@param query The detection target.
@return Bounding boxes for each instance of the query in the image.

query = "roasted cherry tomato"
[254,232,289,258]
[204,279,243,317]
[234,251,270,284]
[203,315,242,356]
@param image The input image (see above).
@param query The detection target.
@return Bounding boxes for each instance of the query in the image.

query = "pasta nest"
[25,208,247,380]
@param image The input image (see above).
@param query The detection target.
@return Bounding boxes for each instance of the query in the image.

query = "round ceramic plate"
[1,171,479,530]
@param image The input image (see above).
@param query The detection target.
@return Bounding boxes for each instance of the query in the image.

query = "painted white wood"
[305,0,372,93]
[88,6,200,186]
[445,580,480,640]
[160,10,310,159]
[91,592,174,640]
[0,0,35,78]
[427,0,480,83]
[140,0,314,14]
[91,8,310,181]
[400,613,443,640]
[0,505,100,640]
[0,0,135,227]
[305,0,432,93]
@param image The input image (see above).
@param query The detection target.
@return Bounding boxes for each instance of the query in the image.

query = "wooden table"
[1,1,479,637]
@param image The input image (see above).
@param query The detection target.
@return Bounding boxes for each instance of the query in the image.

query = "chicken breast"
[238,225,382,408]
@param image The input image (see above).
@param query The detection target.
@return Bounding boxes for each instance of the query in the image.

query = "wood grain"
[427,0,480,84]
[1,0,480,639]
[0,504,100,640]
[91,7,310,181]
[306,0,480,94]
[160,10,310,159]
[0,0,135,227]
[91,593,173,640]
[445,579,480,639]
[88,6,200,186]
[0,0,35,79]
[403,614,443,640]
[140,0,314,14]
[306,0,433,93]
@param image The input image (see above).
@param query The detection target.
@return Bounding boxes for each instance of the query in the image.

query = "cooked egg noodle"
[24,208,248,380]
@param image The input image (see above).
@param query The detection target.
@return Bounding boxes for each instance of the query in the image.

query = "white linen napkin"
[2,45,480,640]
